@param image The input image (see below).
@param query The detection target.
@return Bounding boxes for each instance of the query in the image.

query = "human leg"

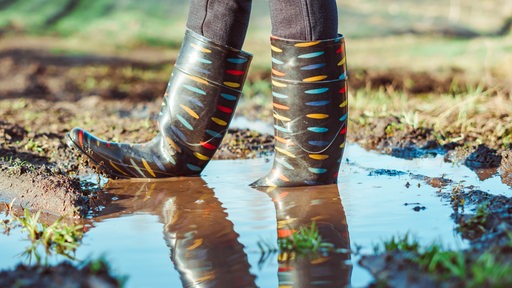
[252,0,347,187]
[68,1,253,178]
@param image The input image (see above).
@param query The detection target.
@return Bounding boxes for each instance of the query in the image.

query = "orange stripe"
[274,135,291,145]
[272,68,285,77]
[309,154,329,160]
[190,43,211,53]
[273,103,289,110]
[278,173,290,182]
[188,75,208,85]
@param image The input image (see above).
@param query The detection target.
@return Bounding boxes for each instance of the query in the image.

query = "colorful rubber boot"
[252,35,348,187]
[67,30,252,178]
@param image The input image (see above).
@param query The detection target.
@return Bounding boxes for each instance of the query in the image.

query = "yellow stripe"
[187,238,203,250]
[141,159,156,177]
[340,142,345,149]
[338,57,346,66]
[272,80,287,87]
[193,152,210,161]
[271,45,283,52]
[109,160,129,177]
[265,178,277,187]
[276,146,296,158]
[303,75,328,82]
[309,154,329,160]
[180,104,199,119]
[188,75,208,85]
[190,43,211,53]
[274,113,291,122]
[211,117,227,126]
[294,41,321,47]
[224,81,240,88]
[307,113,329,119]
[340,99,348,108]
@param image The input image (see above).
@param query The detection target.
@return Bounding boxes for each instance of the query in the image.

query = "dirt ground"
[1,42,512,286]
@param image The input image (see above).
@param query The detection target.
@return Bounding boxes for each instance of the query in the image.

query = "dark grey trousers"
[186,0,338,50]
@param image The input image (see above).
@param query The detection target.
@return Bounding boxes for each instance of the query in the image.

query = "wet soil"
[1,44,512,286]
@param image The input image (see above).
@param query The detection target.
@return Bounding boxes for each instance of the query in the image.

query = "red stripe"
[336,46,343,54]
[217,105,233,113]
[78,130,84,147]
[200,141,217,150]
[226,70,244,76]
[339,86,347,93]
[340,127,347,135]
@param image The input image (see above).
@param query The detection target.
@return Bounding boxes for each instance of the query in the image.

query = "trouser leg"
[269,0,338,41]
[186,0,252,49]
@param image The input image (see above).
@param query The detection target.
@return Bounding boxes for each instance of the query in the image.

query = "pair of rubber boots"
[67,30,348,187]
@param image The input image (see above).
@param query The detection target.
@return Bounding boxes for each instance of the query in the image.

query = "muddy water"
[1,143,511,287]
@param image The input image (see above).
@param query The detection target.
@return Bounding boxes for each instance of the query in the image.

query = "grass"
[257,222,337,263]
[1,208,83,265]
[373,233,512,286]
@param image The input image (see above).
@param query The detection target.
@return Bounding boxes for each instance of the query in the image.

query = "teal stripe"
[339,113,348,121]
[308,167,327,174]
[198,58,212,64]
[228,58,247,64]
[176,114,193,130]
[305,88,329,94]
[220,93,237,101]
[276,158,294,170]
[183,84,206,95]
[309,140,329,146]
[187,164,202,172]
[339,72,347,80]
[206,129,223,138]
[274,125,291,133]
[272,92,288,99]
[272,58,284,64]
[307,127,328,133]
[298,51,324,58]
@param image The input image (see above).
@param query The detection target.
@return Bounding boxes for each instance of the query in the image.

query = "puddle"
[1,143,511,287]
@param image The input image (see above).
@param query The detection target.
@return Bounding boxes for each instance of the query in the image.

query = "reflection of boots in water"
[251,34,348,187]
[162,180,257,287]
[259,185,352,287]
[67,29,252,179]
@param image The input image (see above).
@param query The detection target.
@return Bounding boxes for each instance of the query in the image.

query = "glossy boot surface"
[68,30,252,178]
[252,35,348,187]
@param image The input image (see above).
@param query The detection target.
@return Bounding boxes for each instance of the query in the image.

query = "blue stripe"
[206,129,223,138]
[306,100,330,106]
[227,58,248,64]
[301,63,326,70]
[183,84,206,95]
[305,88,329,94]
[274,125,291,133]
[188,97,203,107]
[339,72,347,80]
[272,58,284,64]
[307,127,329,133]
[176,115,193,130]
[308,140,329,147]
[298,51,324,59]
[272,92,288,99]
[339,113,348,121]
[220,93,237,101]
[187,164,202,172]
[190,66,210,74]
[308,167,327,174]
[171,126,187,143]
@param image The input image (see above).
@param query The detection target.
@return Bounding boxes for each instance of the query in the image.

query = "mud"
[0,262,123,288]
